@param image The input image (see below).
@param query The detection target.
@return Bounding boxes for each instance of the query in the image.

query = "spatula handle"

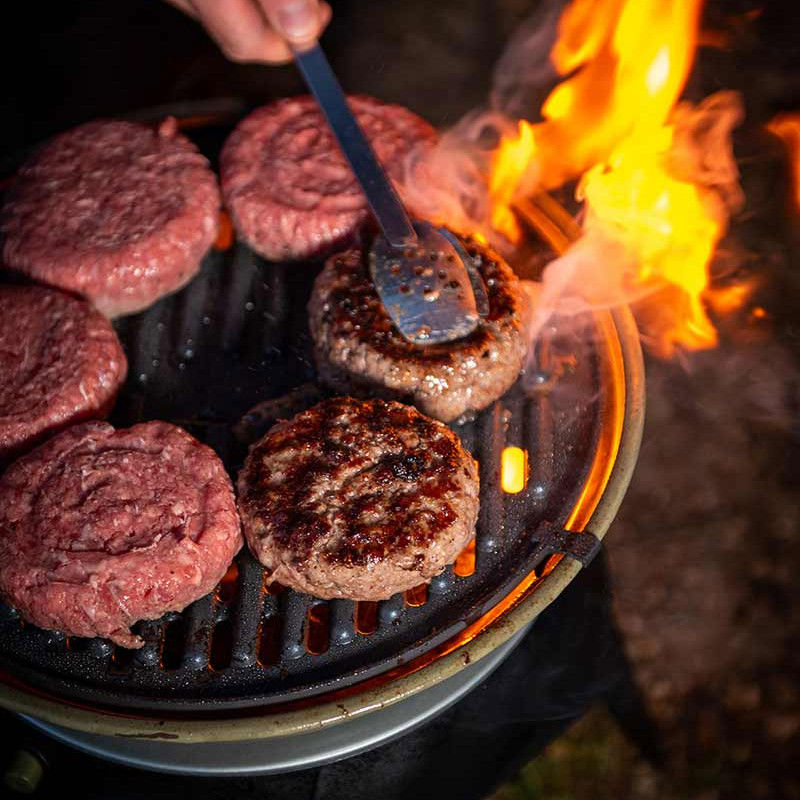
[292,43,417,248]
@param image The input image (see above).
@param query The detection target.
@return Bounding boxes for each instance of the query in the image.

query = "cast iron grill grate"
[0,122,606,716]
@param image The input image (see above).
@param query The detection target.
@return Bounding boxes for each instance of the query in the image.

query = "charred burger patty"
[308,238,529,422]
[237,397,479,600]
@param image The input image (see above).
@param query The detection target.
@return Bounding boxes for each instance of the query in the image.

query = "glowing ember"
[454,540,477,577]
[767,114,800,212]
[501,446,529,494]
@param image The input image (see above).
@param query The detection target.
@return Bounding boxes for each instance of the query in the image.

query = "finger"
[162,0,198,18]
[257,0,332,48]
[189,0,293,63]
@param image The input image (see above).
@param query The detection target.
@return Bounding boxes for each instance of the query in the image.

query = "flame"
[484,0,745,357]
[490,122,536,241]
[705,281,756,316]
[767,114,800,212]
[579,125,722,355]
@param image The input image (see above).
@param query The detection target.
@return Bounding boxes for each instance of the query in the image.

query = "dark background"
[1,0,799,156]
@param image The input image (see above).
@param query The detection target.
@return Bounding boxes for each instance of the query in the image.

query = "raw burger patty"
[1,118,220,317]
[0,421,242,648]
[220,95,435,261]
[308,237,529,422]
[0,285,127,462]
[237,397,479,600]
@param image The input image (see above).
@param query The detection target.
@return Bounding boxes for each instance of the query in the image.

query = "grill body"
[0,115,645,743]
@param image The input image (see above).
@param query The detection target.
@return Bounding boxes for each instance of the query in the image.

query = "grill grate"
[0,123,606,716]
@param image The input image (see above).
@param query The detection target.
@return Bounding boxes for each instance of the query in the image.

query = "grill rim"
[0,299,644,742]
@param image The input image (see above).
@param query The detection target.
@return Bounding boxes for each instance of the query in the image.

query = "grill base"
[21,626,528,776]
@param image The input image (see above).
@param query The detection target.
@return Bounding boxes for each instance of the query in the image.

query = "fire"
[486,0,744,357]
[767,114,800,212]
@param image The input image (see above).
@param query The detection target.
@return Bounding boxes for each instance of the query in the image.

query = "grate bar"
[329,599,355,646]
[281,592,312,661]
[475,403,505,554]
[230,556,265,668]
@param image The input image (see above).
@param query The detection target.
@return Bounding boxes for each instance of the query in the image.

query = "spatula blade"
[370,222,485,344]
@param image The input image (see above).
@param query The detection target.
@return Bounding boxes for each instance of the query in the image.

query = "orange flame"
[579,124,722,355]
[767,114,800,212]
[487,0,744,357]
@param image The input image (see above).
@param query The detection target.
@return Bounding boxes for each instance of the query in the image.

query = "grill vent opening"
[215,562,239,603]
[355,602,378,635]
[305,604,331,655]
[110,646,134,676]
[209,618,234,671]
[404,584,428,607]
[454,541,477,577]
[257,616,282,667]
[161,616,187,670]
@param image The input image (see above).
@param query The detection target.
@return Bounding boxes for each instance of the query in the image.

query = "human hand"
[165,0,332,64]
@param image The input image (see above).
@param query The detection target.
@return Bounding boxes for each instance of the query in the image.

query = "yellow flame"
[489,122,536,241]
[580,123,721,356]
[501,446,529,494]
[486,0,737,357]
[767,113,800,212]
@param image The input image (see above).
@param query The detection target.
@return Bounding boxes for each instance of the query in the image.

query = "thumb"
[259,0,324,46]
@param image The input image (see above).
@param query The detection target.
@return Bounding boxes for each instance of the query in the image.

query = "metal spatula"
[292,42,489,344]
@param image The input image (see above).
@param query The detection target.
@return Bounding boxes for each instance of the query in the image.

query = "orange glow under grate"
[454,540,477,577]
[404,584,428,607]
[501,446,530,494]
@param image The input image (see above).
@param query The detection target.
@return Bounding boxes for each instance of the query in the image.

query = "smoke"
[489,0,565,119]
[667,90,746,219]
[400,2,567,247]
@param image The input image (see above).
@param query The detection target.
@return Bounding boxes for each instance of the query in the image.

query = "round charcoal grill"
[0,105,644,771]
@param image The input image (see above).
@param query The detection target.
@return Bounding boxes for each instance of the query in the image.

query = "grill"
[0,112,644,743]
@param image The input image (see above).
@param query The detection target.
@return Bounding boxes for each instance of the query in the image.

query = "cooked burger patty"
[308,238,529,422]
[1,118,220,317]
[0,421,242,648]
[237,397,479,600]
[220,95,435,261]
[0,285,127,462]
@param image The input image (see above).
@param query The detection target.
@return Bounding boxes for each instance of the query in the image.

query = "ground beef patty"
[220,95,435,261]
[237,397,479,600]
[308,238,530,422]
[1,118,220,317]
[0,285,127,462]
[0,421,242,648]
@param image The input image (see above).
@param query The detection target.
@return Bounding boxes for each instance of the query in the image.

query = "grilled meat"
[237,397,479,600]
